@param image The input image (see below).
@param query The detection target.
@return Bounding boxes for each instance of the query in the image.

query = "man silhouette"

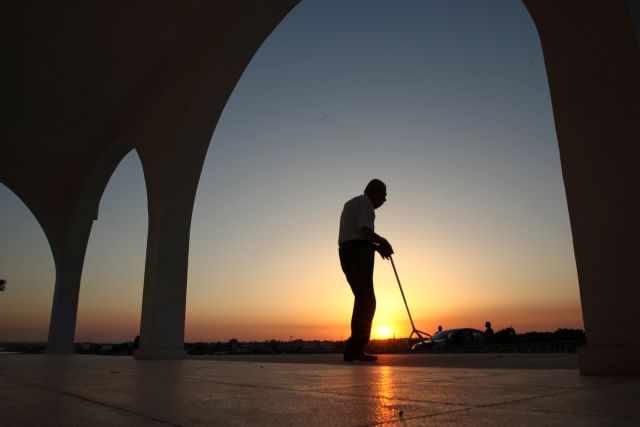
[485,321,494,344]
[339,179,393,362]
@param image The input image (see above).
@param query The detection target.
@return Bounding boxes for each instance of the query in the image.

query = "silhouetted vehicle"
[411,328,486,351]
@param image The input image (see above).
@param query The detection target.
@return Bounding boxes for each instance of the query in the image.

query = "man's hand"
[360,227,394,259]
[376,240,394,260]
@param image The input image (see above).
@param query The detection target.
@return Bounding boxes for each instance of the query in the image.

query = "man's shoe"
[344,353,378,362]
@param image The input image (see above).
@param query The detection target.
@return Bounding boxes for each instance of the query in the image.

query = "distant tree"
[226,338,239,351]
[0,279,6,292]
[520,331,554,343]
[494,326,518,344]
[133,335,140,349]
[554,328,586,342]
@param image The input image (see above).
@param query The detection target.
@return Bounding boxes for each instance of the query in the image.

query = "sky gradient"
[0,0,583,343]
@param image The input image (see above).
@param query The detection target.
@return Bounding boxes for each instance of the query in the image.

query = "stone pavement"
[1,353,639,426]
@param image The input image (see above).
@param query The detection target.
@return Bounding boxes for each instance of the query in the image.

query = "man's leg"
[349,281,376,354]
[340,241,376,358]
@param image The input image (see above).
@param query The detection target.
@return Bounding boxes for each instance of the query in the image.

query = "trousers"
[339,240,376,355]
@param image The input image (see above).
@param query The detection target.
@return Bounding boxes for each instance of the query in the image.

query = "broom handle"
[389,255,419,332]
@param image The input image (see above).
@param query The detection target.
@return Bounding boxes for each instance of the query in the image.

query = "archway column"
[46,220,93,354]
[524,0,640,374]
[135,142,206,360]
[43,144,133,354]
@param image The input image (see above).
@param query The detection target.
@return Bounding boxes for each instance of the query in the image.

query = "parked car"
[411,328,486,351]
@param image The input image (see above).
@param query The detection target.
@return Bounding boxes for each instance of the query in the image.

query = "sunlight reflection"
[373,365,403,423]
[343,364,403,423]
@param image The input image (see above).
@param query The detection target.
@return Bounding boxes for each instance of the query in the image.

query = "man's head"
[364,179,387,209]
[485,321,492,328]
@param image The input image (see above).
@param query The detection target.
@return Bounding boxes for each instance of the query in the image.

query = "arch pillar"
[45,143,133,353]
[134,142,207,360]
[45,218,94,353]
[127,1,300,359]
[524,0,640,374]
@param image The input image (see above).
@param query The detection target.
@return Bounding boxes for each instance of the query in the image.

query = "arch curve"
[0,183,56,341]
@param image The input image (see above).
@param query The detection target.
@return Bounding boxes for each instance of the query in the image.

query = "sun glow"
[376,326,394,339]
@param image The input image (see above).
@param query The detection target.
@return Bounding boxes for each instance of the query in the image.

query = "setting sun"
[376,326,394,339]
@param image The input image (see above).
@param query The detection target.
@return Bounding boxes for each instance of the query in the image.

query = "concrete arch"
[76,149,147,343]
[0,181,59,273]
[0,137,136,352]
[0,183,55,341]
[121,2,301,359]
[47,140,136,353]
[2,0,300,359]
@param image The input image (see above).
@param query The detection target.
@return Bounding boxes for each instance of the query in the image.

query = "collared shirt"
[338,194,375,245]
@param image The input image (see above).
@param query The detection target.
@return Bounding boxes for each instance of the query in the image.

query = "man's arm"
[360,227,394,259]
[360,226,387,245]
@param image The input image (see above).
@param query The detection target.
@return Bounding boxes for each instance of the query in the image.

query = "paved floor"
[200,352,580,370]
[1,353,639,426]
